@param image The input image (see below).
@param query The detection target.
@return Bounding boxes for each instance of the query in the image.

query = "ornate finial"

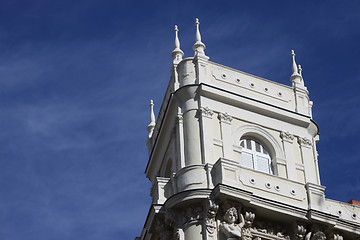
[298,64,302,77]
[195,18,201,43]
[171,25,184,64]
[291,50,299,75]
[147,100,156,137]
[193,18,208,59]
[290,50,302,84]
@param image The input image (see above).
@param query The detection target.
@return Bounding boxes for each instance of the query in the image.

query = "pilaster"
[218,112,233,160]
[199,107,214,164]
[280,131,296,181]
[298,136,317,184]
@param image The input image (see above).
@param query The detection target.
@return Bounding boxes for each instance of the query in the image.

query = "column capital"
[297,136,312,147]
[199,107,213,119]
[280,131,294,143]
[218,112,232,124]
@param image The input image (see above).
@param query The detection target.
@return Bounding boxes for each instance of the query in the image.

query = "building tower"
[137,19,360,240]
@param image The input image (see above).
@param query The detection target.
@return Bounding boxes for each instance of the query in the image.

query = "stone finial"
[193,18,208,59]
[291,50,299,76]
[171,25,184,64]
[147,100,156,138]
[298,64,302,77]
[290,50,302,85]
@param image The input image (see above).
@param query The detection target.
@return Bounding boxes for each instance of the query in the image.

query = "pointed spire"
[147,100,156,138]
[290,50,302,84]
[171,25,184,64]
[193,18,208,59]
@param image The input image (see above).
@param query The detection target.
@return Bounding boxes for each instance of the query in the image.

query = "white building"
[136,19,360,240]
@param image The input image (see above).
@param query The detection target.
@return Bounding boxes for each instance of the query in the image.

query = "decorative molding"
[218,112,233,124]
[199,107,214,119]
[280,131,294,143]
[298,137,312,147]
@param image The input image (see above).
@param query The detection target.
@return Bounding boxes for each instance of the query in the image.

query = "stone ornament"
[171,25,184,64]
[176,114,183,124]
[193,18,208,59]
[298,137,312,147]
[294,223,307,240]
[280,131,295,142]
[205,198,219,235]
[218,112,233,124]
[219,205,245,240]
[251,220,290,240]
[305,229,326,240]
[332,234,343,240]
[200,107,214,118]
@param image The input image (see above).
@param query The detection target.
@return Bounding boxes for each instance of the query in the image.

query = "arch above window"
[232,124,285,160]
[240,138,273,174]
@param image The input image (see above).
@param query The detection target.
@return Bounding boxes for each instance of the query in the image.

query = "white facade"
[137,19,360,240]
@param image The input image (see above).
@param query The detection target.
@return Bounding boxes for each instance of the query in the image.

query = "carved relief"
[242,209,255,240]
[280,131,294,142]
[251,220,290,240]
[293,223,307,240]
[176,114,183,124]
[220,206,244,239]
[218,201,246,240]
[332,233,343,240]
[305,228,326,240]
[218,112,233,124]
[154,216,174,240]
[298,137,312,147]
[182,206,204,225]
[205,198,219,235]
[200,107,214,119]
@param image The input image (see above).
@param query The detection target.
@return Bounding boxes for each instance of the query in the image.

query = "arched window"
[240,138,273,174]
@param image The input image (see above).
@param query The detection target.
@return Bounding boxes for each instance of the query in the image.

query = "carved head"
[312,231,326,240]
[224,207,238,224]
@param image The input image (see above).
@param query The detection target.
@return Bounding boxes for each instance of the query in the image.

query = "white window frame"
[240,138,273,174]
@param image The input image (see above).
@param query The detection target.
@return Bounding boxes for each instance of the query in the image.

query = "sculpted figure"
[220,207,245,240]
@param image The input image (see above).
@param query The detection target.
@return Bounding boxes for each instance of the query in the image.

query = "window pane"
[255,141,261,152]
[263,147,268,154]
[240,140,245,147]
[256,156,271,174]
[241,152,254,169]
[246,139,252,150]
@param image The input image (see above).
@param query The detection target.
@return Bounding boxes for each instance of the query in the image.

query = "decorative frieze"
[280,131,294,143]
[199,107,214,119]
[218,112,233,124]
[251,220,290,240]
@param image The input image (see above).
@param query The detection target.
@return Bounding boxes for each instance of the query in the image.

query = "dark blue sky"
[0,1,359,239]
